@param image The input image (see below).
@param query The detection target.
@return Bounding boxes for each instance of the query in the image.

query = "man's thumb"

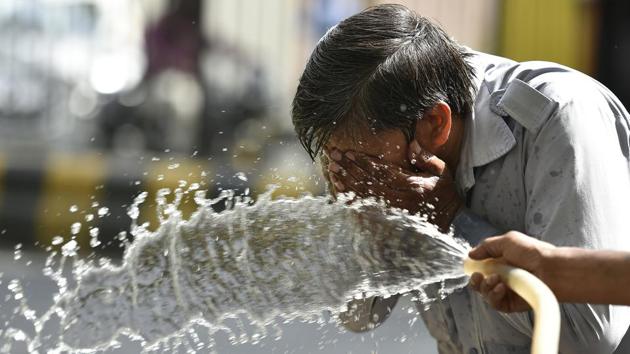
[468,236,506,260]
[409,140,445,176]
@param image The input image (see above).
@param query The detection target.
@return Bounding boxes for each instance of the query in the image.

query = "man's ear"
[413,102,452,151]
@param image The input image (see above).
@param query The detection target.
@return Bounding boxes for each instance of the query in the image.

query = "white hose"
[463,258,560,354]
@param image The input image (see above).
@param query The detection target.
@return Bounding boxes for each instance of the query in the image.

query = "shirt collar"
[455,52,517,195]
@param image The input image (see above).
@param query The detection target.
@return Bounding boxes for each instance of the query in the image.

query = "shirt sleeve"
[520,79,630,353]
[451,207,503,246]
[338,295,400,332]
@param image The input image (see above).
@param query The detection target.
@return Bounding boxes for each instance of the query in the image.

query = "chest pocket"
[489,79,558,135]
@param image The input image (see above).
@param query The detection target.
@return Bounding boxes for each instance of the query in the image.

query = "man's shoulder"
[472,52,615,134]
[473,52,606,106]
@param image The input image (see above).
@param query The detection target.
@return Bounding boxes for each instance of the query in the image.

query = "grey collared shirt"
[419,52,630,354]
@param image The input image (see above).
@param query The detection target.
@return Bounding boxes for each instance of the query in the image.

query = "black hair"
[292,4,476,160]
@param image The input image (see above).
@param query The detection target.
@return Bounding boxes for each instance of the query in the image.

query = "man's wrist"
[540,247,584,302]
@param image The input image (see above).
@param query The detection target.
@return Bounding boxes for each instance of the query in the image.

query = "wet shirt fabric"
[418,52,630,353]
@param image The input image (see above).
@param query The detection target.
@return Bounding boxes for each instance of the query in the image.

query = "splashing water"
[2,188,471,352]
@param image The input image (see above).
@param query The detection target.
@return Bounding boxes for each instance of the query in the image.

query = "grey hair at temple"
[291,4,476,160]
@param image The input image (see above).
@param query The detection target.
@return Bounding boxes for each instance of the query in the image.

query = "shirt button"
[469,348,479,354]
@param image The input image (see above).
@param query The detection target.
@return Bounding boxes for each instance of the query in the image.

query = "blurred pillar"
[369,0,501,53]
[596,0,630,109]
[500,0,598,74]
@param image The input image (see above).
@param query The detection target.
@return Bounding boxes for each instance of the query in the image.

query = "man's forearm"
[544,248,630,305]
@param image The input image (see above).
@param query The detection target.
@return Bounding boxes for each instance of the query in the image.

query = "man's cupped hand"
[324,141,462,231]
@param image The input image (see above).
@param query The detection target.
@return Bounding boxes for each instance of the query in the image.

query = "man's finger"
[487,282,508,310]
[329,172,346,193]
[407,175,439,193]
[468,235,508,260]
[408,140,445,176]
[329,169,373,198]
[480,274,501,297]
[329,150,384,186]
[329,157,373,193]
[469,272,484,292]
[343,151,411,188]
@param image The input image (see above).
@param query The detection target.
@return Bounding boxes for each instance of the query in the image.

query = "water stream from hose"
[1,187,471,353]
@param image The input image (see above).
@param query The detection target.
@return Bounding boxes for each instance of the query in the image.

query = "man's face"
[321,126,413,196]
[320,120,463,231]
[325,128,412,170]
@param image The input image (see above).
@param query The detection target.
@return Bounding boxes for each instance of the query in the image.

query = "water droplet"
[85,214,94,222]
[52,236,64,245]
[235,172,248,182]
[69,205,79,213]
[90,237,101,248]
[168,163,180,170]
[71,222,81,235]
[222,147,228,152]
[13,248,22,261]
[11,331,26,342]
[409,317,418,327]
[61,240,78,257]
[97,207,109,218]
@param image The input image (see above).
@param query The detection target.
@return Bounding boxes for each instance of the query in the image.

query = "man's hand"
[325,141,462,231]
[468,231,556,312]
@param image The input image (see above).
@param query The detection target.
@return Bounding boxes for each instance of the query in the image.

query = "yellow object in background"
[36,153,106,250]
[141,158,212,230]
[501,0,597,74]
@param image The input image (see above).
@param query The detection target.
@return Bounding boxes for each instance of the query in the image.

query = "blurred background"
[0,0,629,251]
[0,0,628,352]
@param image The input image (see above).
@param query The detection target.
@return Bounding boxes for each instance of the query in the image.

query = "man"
[291,4,630,354]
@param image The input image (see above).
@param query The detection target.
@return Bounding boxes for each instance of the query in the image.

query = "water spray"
[1,188,562,353]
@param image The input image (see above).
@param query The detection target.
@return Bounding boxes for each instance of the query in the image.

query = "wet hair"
[292,4,476,160]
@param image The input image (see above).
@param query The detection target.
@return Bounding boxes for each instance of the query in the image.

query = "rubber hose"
[463,258,560,354]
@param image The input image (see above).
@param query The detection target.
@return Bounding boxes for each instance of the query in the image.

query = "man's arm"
[469,231,630,306]
[545,248,630,306]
